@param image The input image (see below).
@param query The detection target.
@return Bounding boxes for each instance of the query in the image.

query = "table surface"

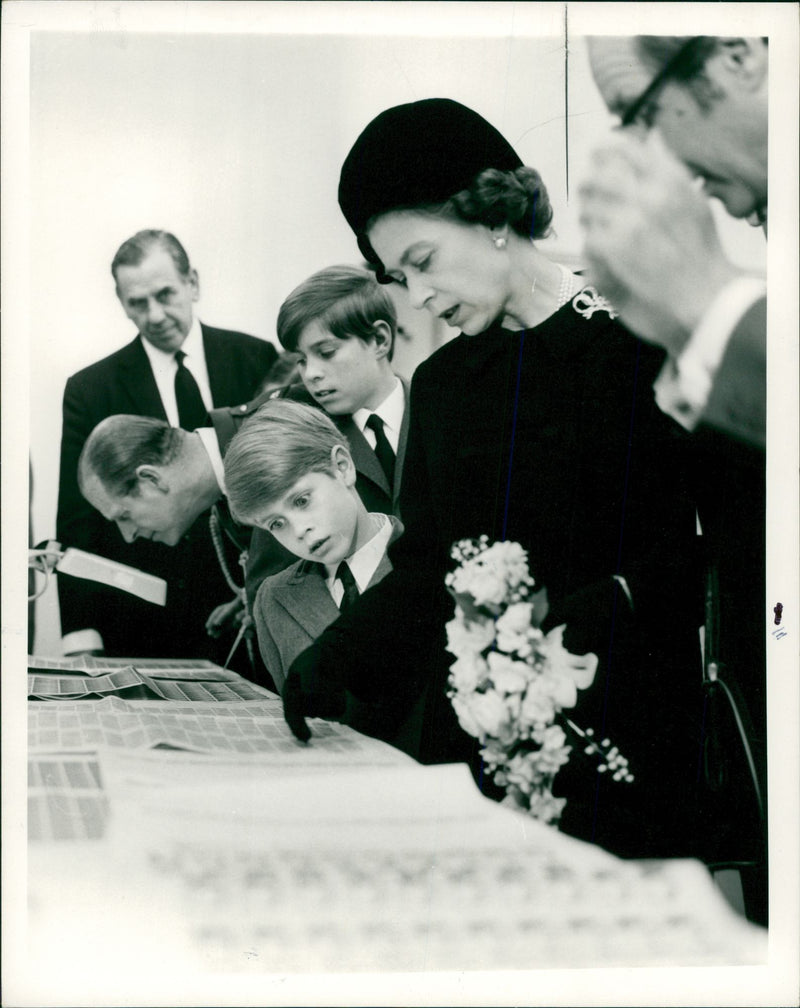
[20,656,768,1000]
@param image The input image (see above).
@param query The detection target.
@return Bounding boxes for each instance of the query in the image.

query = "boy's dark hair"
[224,399,349,524]
[276,264,397,360]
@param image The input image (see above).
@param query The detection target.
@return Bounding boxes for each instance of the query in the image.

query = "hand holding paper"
[55,548,167,605]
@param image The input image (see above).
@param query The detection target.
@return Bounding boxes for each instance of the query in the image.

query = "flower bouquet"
[445,536,633,826]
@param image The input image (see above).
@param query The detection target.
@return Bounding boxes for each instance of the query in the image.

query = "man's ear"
[135,464,170,492]
[187,268,200,303]
[371,319,394,360]
[714,38,768,91]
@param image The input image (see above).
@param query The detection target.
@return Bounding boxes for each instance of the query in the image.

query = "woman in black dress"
[285,98,708,861]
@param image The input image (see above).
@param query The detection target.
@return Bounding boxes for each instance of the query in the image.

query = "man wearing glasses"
[580,36,768,927]
[580,36,767,450]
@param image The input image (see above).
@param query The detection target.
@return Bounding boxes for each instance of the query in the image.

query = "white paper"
[28,761,766,976]
[27,669,274,700]
[28,654,243,680]
[27,696,419,762]
[28,753,108,842]
[56,547,167,605]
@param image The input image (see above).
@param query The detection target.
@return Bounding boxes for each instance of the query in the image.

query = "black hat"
[338,98,523,242]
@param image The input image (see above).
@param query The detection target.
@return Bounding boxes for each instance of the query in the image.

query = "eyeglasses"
[620,36,706,128]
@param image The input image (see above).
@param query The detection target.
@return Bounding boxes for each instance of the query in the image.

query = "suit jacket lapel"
[203,325,231,407]
[271,564,339,641]
[336,416,391,497]
[118,338,168,419]
[365,515,403,589]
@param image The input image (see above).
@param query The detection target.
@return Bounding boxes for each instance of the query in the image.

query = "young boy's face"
[296,320,389,415]
[252,457,369,566]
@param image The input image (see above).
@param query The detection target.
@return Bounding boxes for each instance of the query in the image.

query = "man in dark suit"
[580,35,769,922]
[56,230,277,664]
[580,37,768,745]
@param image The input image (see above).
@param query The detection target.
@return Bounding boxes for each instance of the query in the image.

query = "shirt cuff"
[62,629,104,655]
[654,276,767,431]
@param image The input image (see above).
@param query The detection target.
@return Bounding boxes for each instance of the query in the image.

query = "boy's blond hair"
[224,400,349,523]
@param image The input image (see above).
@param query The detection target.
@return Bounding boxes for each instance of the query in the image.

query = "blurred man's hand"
[579,130,741,353]
[205,596,244,638]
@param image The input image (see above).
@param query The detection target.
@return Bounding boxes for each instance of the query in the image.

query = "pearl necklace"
[556,263,581,309]
[530,264,581,311]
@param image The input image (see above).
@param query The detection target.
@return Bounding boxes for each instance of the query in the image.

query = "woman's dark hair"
[446,166,553,240]
[364,166,554,284]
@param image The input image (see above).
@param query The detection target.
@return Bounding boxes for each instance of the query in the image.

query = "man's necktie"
[335,560,360,614]
[174,350,208,430]
[365,413,396,487]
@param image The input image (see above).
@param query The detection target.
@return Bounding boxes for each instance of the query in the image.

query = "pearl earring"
[493,236,507,250]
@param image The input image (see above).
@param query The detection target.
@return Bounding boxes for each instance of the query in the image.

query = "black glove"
[282,643,346,743]
[546,576,634,657]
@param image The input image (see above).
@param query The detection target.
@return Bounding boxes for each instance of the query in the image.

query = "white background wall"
[10,4,771,653]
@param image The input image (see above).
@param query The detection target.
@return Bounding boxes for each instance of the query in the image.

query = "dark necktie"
[174,350,208,430]
[365,413,396,487]
[335,560,360,614]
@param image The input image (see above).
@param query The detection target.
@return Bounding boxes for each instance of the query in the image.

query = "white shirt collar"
[324,512,392,596]
[352,376,403,453]
[196,426,226,495]
[139,315,202,365]
[181,315,206,359]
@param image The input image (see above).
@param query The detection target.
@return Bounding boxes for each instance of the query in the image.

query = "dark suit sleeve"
[700,297,765,450]
[253,579,286,693]
[241,335,278,399]
[205,328,278,407]
[285,363,467,763]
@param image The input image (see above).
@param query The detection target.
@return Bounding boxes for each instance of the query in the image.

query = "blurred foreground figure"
[582,36,767,449]
[583,36,769,924]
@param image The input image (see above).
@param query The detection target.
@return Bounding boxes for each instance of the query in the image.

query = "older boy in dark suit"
[241,264,410,604]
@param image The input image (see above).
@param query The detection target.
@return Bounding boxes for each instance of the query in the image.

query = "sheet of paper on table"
[28,708,415,843]
[28,670,276,701]
[28,696,412,758]
[28,753,108,842]
[28,756,767,980]
[25,666,767,986]
[28,654,242,679]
